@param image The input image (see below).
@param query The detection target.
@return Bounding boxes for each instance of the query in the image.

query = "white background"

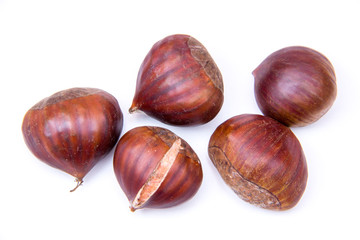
[1,0,359,239]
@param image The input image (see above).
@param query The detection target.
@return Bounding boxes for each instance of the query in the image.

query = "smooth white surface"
[1,0,360,239]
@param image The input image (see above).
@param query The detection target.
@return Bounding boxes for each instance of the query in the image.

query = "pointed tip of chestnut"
[69,178,83,192]
[252,66,259,77]
[129,104,138,114]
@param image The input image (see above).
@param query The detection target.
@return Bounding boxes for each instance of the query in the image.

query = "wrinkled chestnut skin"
[130,34,224,126]
[22,88,123,189]
[208,114,308,210]
[253,46,337,127]
[113,126,203,211]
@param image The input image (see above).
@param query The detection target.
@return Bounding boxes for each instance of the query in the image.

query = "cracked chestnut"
[22,88,123,191]
[113,126,203,211]
[208,114,308,210]
[253,46,337,127]
[129,34,224,126]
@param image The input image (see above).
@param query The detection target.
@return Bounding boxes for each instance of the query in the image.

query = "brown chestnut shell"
[253,46,337,127]
[129,34,224,126]
[22,88,123,190]
[208,114,308,210]
[113,126,203,211]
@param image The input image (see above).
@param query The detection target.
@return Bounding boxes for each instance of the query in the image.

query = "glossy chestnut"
[129,34,224,126]
[22,88,123,191]
[208,114,308,210]
[253,46,337,127]
[113,126,203,211]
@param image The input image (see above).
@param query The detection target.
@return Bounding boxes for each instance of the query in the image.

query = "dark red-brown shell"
[129,34,224,126]
[22,88,123,189]
[208,114,308,210]
[113,126,203,211]
[253,46,337,127]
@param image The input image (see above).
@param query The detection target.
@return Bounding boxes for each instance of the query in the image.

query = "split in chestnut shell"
[129,34,224,126]
[113,126,203,211]
[208,114,308,210]
[253,46,337,127]
[22,88,123,191]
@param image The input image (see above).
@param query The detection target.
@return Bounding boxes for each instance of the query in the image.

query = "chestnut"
[253,46,337,127]
[22,88,123,191]
[208,114,308,210]
[129,34,224,126]
[113,126,203,211]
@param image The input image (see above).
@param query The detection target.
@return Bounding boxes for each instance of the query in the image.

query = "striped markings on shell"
[130,138,182,211]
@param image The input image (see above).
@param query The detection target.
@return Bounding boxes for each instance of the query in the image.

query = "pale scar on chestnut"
[208,146,281,209]
[188,37,223,93]
[147,126,200,163]
[31,88,102,110]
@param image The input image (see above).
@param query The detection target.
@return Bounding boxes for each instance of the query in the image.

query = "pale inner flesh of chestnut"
[130,138,182,211]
